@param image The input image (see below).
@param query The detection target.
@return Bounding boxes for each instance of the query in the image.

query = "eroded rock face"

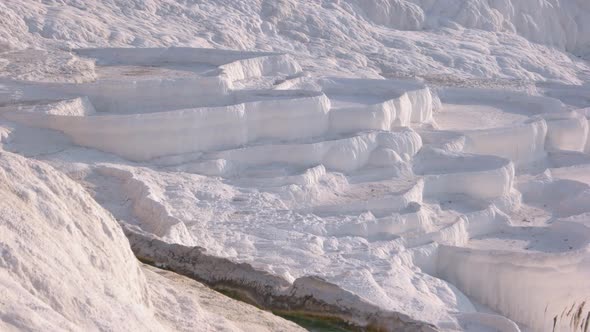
[124,226,438,332]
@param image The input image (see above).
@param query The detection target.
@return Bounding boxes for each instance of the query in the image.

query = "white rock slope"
[0,150,304,332]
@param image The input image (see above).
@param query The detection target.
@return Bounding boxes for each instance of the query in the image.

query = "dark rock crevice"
[123,225,438,332]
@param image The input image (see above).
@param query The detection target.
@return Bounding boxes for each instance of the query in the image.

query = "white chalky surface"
[1,1,590,331]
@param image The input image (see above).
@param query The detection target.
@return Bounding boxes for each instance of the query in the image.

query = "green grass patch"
[273,312,357,332]
[213,286,264,309]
